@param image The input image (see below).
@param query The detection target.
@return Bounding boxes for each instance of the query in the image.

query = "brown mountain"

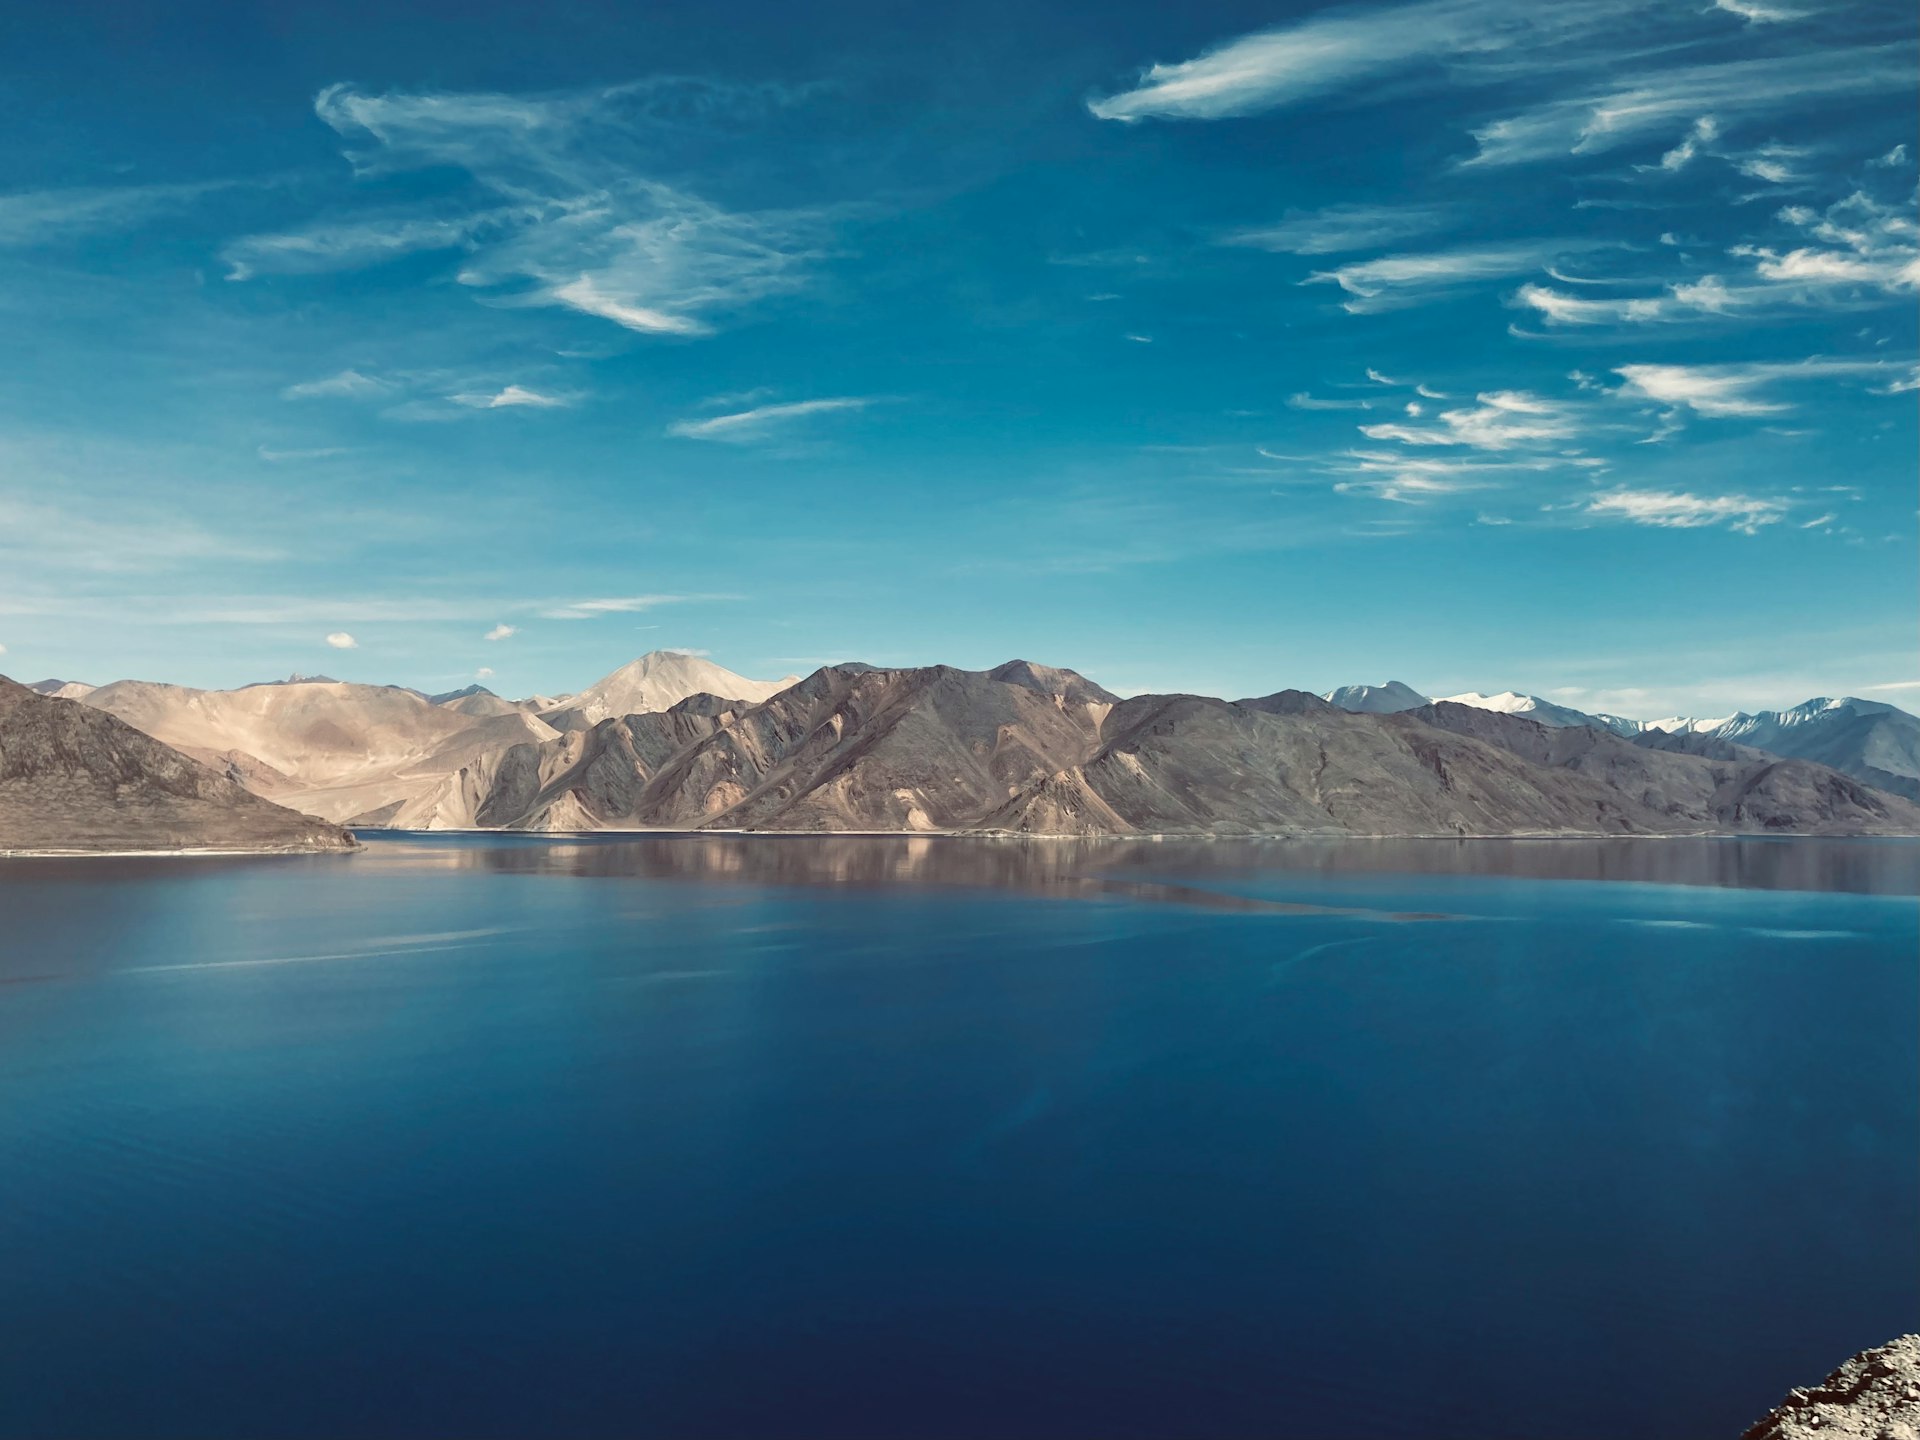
[395,664,1919,838]
[0,677,354,853]
[1404,701,1916,835]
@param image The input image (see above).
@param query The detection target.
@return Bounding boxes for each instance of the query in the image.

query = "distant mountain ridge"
[11,653,1908,842]
[1324,682,1919,799]
[325,663,1915,838]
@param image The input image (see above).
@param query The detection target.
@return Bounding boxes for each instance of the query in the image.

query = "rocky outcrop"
[1742,1335,1920,1440]
[0,677,353,853]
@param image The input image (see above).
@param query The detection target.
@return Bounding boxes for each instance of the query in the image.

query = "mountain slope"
[988,696,1679,837]
[1406,703,1918,833]
[0,677,352,853]
[1703,698,1920,801]
[82,677,560,825]
[412,665,1917,838]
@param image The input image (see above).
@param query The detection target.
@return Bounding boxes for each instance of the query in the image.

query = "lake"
[1,833,1914,1438]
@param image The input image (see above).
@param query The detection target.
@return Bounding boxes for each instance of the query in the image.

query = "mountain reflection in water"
[360,830,1920,897]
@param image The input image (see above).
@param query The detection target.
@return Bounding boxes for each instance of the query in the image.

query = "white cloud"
[666,396,874,444]
[1712,0,1800,20]
[1359,390,1581,449]
[484,623,517,641]
[224,81,835,340]
[1864,679,1920,692]
[1287,393,1373,411]
[1332,449,1590,504]
[1615,359,1894,416]
[1517,193,1920,327]
[1656,116,1719,172]
[0,179,237,247]
[1799,512,1837,529]
[223,210,504,281]
[282,369,393,400]
[1586,488,1787,533]
[476,666,495,679]
[1466,48,1911,168]
[1869,144,1910,168]
[540,594,734,620]
[1308,245,1582,312]
[547,274,710,336]
[1513,283,1669,325]
[1087,1,1648,123]
[450,384,572,409]
[325,631,359,649]
[1220,203,1453,255]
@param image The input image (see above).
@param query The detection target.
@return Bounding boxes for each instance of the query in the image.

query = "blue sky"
[0,0,1913,716]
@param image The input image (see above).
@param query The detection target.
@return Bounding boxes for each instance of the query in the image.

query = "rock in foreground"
[1743,1335,1920,1440]
[0,676,354,854]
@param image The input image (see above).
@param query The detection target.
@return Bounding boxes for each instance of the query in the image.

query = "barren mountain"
[429,685,527,720]
[1405,702,1918,834]
[472,661,1114,832]
[28,678,96,700]
[988,694,1679,837]
[409,664,1916,838]
[0,677,352,853]
[83,677,559,825]
[542,651,799,727]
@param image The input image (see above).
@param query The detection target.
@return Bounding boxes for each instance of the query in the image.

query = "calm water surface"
[1,834,1915,1439]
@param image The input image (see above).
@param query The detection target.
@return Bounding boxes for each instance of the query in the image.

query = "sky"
[0,0,1914,718]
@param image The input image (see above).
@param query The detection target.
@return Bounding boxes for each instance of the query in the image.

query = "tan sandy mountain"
[541,651,799,728]
[82,677,560,826]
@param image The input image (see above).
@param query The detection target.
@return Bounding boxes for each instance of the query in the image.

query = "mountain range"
[4,653,1915,850]
[1323,682,1920,801]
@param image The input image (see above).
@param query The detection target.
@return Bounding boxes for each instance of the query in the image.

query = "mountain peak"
[550,651,799,723]
[1323,681,1429,714]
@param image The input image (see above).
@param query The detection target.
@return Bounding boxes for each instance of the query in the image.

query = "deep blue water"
[1,834,1915,1439]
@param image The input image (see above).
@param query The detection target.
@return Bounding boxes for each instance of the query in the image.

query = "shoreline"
[6,828,1917,859]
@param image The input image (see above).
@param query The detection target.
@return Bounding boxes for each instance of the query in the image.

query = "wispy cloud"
[0,179,237,247]
[483,623,517,641]
[1615,359,1895,416]
[1307,244,1577,312]
[257,445,349,462]
[1465,48,1912,168]
[1287,393,1374,411]
[1221,203,1453,255]
[224,80,838,340]
[539,594,737,620]
[282,368,393,400]
[1515,187,1920,328]
[1087,0,1647,123]
[223,210,506,281]
[666,396,875,444]
[1586,488,1788,533]
[449,384,572,409]
[1359,390,1582,449]
[1712,0,1801,21]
